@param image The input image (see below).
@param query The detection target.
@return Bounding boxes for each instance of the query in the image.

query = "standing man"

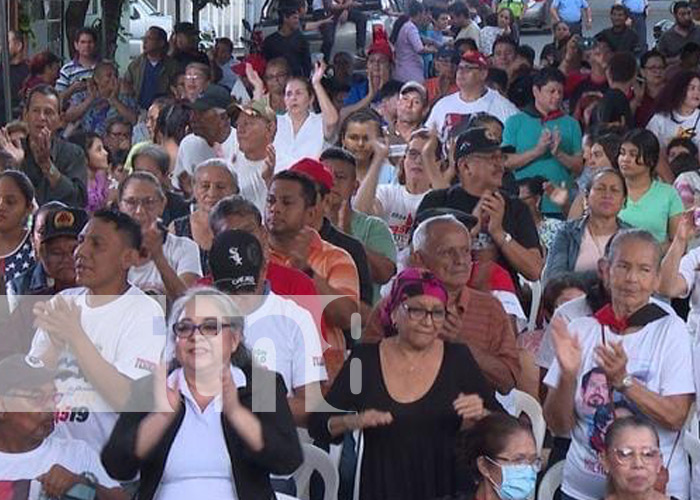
[262,4,312,78]
[617,0,648,52]
[171,22,210,69]
[550,0,592,35]
[124,26,180,111]
[55,27,100,101]
[0,31,30,124]
[214,37,238,91]
[0,85,87,206]
[314,0,368,61]
[596,5,640,55]
[503,67,583,216]
[658,1,700,59]
[449,2,480,44]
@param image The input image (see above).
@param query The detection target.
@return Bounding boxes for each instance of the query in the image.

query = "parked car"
[255,0,398,58]
[127,0,216,58]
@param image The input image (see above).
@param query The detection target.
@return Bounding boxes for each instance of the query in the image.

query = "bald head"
[412,215,469,253]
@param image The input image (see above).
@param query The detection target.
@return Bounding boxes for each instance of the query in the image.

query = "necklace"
[390,337,437,373]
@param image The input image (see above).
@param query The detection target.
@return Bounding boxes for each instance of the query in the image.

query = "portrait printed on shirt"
[576,365,651,474]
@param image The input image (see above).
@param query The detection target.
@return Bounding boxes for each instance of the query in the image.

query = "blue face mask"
[486,458,538,500]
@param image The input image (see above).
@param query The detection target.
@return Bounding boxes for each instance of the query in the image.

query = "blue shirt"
[620,0,645,14]
[552,0,589,23]
[344,79,371,106]
[139,59,161,110]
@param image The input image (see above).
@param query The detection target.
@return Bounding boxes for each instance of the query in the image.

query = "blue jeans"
[630,11,648,53]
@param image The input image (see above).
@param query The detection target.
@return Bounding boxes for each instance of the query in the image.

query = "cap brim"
[42,231,79,243]
[213,278,258,294]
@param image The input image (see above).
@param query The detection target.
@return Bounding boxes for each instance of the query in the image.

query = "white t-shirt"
[425,88,519,141]
[244,289,327,395]
[375,184,427,252]
[172,127,238,189]
[28,286,167,452]
[231,154,268,214]
[678,246,700,337]
[647,109,700,152]
[231,79,252,106]
[129,233,203,296]
[273,112,326,172]
[0,434,119,498]
[536,296,676,369]
[543,313,694,500]
[155,366,247,500]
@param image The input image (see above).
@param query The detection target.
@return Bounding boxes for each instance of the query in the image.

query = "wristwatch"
[617,374,634,392]
[498,232,513,246]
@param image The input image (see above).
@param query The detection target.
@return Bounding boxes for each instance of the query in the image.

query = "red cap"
[233,53,266,78]
[290,158,334,192]
[368,40,393,62]
[461,50,489,68]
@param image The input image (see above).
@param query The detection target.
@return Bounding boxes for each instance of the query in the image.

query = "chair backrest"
[352,431,364,500]
[537,461,565,500]
[292,443,339,500]
[527,280,543,332]
[513,389,546,454]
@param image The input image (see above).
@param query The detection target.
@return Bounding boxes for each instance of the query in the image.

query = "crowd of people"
[3,0,700,499]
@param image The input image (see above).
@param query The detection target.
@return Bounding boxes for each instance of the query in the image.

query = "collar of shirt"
[269,229,324,266]
[168,365,247,414]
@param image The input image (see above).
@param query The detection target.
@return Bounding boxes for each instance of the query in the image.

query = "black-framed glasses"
[173,318,238,339]
[401,303,447,322]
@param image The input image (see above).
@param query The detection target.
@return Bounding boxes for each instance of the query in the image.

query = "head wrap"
[380,268,448,336]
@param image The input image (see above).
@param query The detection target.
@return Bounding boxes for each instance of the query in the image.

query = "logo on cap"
[229,247,243,266]
[54,211,75,229]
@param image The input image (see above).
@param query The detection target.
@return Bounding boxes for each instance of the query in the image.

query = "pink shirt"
[393,20,425,83]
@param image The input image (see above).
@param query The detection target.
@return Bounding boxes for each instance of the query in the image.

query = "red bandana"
[593,303,627,333]
[541,109,565,123]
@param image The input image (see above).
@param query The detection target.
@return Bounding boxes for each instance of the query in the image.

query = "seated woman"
[544,169,629,282]
[601,416,679,500]
[438,412,539,500]
[101,287,303,500]
[618,129,683,245]
[517,176,564,252]
[309,268,501,500]
[544,229,694,500]
[118,171,202,300]
[169,159,239,274]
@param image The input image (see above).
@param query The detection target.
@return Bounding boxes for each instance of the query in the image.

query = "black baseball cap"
[0,354,58,395]
[209,230,264,293]
[191,84,232,112]
[41,207,88,243]
[455,127,515,160]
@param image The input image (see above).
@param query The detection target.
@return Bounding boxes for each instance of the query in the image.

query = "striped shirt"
[55,59,97,92]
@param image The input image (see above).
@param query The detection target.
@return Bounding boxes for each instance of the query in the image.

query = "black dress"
[309,341,501,500]
[172,215,209,275]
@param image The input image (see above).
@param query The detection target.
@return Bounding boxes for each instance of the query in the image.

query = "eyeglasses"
[6,389,60,408]
[121,197,161,210]
[612,447,661,466]
[401,303,447,322]
[490,455,543,472]
[173,319,238,339]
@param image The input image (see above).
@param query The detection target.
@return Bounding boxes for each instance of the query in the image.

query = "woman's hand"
[246,63,265,96]
[594,341,628,389]
[544,181,569,208]
[453,393,485,422]
[350,409,394,430]
[312,60,327,87]
[221,363,242,419]
[153,363,181,414]
[551,316,581,378]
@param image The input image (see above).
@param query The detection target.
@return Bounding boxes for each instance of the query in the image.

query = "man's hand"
[535,128,553,156]
[481,191,506,239]
[37,465,83,499]
[0,127,25,167]
[595,341,628,389]
[30,128,53,174]
[286,227,314,271]
[441,305,463,342]
[33,297,83,346]
[550,127,562,156]
[262,144,276,186]
[338,199,353,234]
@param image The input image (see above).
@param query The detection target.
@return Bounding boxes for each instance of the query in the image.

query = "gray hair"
[194,158,239,191]
[166,286,251,370]
[412,214,465,253]
[132,144,171,176]
[607,228,662,270]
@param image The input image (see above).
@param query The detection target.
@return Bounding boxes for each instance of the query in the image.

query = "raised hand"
[222,363,242,421]
[594,341,628,389]
[675,210,696,244]
[142,222,165,259]
[312,59,327,87]
[153,362,181,414]
[535,128,553,156]
[550,127,562,156]
[262,144,276,186]
[551,316,581,377]
[33,296,83,346]
[0,127,25,167]
[544,181,569,208]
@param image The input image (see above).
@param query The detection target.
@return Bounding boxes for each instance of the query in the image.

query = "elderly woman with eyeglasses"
[309,268,501,500]
[102,287,303,500]
[118,171,202,300]
[601,416,678,500]
[169,159,239,275]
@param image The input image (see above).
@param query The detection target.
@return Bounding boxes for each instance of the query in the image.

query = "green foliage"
[192,0,232,10]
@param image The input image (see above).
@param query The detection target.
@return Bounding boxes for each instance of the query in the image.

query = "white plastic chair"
[527,280,543,332]
[292,443,339,500]
[683,403,700,465]
[513,389,546,454]
[352,431,364,500]
[537,461,565,500]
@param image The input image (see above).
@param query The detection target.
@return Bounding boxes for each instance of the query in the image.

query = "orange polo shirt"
[269,229,360,382]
